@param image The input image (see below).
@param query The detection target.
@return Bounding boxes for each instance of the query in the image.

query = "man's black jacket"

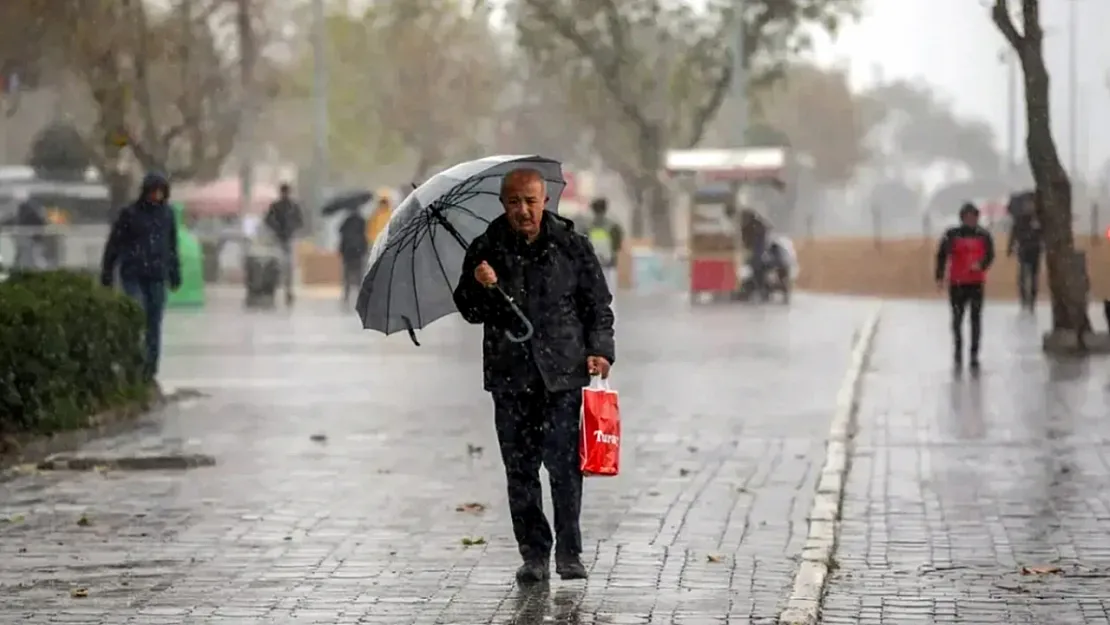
[265,197,303,244]
[453,212,615,393]
[100,173,180,287]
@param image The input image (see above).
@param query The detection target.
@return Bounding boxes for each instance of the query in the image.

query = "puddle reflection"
[508,583,583,625]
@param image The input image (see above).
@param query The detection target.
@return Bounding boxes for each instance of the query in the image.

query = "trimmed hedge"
[0,270,150,436]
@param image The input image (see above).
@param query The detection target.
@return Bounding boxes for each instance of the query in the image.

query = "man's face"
[961,211,979,227]
[147,187,165,203]
[501,176,546,238]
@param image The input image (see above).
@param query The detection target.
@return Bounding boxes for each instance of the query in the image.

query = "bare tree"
[2,0,262,205]
[992,0,1091,338]
[278,0,502,182]
[511,0,860,247]
[753,64,872,186]
[373,0,503,181]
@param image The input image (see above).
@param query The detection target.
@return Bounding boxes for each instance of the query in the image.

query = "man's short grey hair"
[500,168,547,197]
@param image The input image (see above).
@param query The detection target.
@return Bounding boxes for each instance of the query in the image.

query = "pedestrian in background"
[263,182,304,306]
[3,191,45,269]
[935,203,994,371]
[453,168,615,584]
[1007,192,1042,311]
[101,172,181,382]
[583,197,623,295]
[337,206,368,305]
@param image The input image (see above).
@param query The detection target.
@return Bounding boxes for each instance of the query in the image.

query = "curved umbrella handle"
[494,285,533,343]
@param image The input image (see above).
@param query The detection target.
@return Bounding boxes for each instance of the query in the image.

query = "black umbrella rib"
[406,211,438,330]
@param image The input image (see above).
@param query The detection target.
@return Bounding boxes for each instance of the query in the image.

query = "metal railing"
[0,225,110,271]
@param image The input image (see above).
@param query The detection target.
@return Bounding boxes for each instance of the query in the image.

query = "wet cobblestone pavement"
[823,302,1110,625]
[0,293,874,624]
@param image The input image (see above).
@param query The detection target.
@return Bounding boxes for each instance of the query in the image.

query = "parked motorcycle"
[731,237,798,304]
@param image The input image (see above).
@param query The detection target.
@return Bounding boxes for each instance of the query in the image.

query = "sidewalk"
[822,301,1110,625]
[0,294,875,624]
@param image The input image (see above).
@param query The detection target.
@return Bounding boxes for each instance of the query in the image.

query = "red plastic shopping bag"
[580,377,620,476]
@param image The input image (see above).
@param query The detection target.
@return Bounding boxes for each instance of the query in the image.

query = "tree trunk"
[1019,42,1091,333]
[637,127,673,247]
[618,171,646,238]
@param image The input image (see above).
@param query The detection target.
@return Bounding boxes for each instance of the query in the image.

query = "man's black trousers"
[493,387,583,562]
[949,283,984,358]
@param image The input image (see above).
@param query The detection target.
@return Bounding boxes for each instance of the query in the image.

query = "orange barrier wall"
[794,237,1110,300]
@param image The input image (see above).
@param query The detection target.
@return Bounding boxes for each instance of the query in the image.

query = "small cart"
[665,147,788,304]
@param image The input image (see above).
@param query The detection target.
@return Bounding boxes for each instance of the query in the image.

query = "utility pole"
[310,0,330,217]
[1067,0,1078,179]
[727,0,748,147]
[999,48,1017,176]
[237,0,256,218]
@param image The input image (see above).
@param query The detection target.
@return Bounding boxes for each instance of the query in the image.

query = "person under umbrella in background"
[582,197,623,295]
[337,206,368,305]
[935,203,994,372]
[453,168,615,584]
[101,172,181,382]
[1007,192,1042,311]
[263,182,303,306]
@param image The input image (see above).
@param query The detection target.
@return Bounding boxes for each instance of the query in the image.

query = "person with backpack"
[582,197,623,295]
[935,203,995,371]
[337,206,368,305]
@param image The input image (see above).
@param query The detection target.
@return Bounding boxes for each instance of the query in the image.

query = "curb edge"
[778,304,882,625]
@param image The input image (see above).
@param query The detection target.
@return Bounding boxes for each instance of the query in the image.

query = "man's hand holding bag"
[580,376,620,476]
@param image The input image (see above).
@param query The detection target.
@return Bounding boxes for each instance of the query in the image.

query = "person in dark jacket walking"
[935,203,994,371]
[1007,193,1042,310]
[263,183,304,305]
[337,207,368,304]
[101,172,181,381]
[453,168,615,584]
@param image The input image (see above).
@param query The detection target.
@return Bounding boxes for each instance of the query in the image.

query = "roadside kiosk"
[665,147,787,303]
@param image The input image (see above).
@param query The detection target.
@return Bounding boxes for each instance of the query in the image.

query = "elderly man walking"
[453,168,616,584]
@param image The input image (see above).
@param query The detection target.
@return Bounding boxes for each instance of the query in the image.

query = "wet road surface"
[0,292,873,624]
[822,301,1110,625]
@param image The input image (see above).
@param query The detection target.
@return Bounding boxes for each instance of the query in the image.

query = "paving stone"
[0,293,875,624]
[822,301,1110,625]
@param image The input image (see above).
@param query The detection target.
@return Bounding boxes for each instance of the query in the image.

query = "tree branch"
[129,0,164,166]
[519,0,650,132]
[991,0,1023,50]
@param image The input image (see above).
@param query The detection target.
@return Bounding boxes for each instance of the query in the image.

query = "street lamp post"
[999,48,1017,176]
[1068,0,1078,179]
[310,0,330,217]
[728,0,748,148]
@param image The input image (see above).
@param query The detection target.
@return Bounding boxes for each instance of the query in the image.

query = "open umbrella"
[321,189,373,216]
[354,155,566,345]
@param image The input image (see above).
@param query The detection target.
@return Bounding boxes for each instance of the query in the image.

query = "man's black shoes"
[515,559,549,584]
[555,554,588,580]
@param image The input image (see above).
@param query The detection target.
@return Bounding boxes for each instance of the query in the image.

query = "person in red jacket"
[935,203,994,371]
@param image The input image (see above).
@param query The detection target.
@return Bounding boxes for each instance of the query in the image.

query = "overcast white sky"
[810,0,1110,179]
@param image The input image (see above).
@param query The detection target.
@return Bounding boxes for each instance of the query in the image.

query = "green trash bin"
[167,202,205,307]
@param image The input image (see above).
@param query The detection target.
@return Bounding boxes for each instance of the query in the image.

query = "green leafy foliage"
[0,271,149,436]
